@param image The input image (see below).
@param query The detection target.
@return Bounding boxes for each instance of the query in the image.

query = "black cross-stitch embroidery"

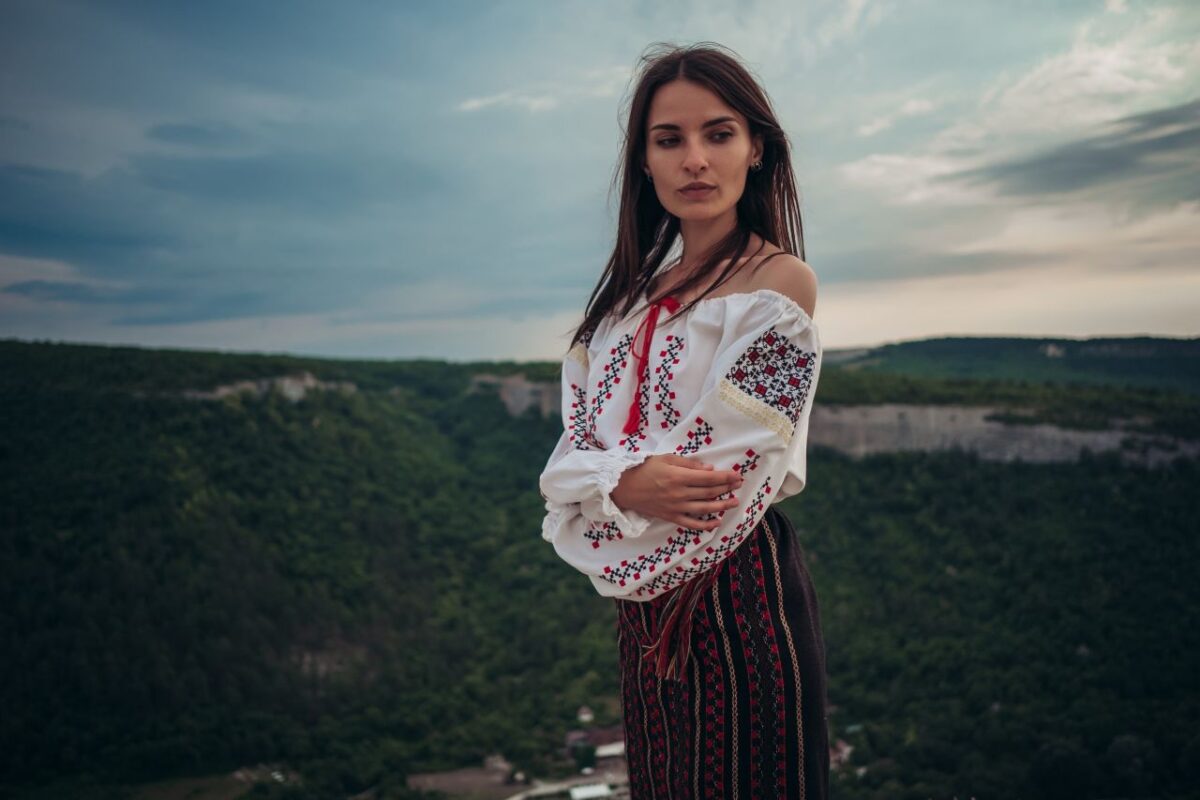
[672,415,715,457]
[584,518,624,549]
[653,333,685,431]
[726,328,817,429]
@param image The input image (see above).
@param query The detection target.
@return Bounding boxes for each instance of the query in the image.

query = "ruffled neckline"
[641,259,814,325]
[638,286,814,327]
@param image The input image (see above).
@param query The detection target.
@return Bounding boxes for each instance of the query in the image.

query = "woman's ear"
[751,133,764,165]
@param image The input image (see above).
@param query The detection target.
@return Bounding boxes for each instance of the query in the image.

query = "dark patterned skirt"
[615,504,830,799]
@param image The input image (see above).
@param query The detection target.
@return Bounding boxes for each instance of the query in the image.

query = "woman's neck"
[649,231,771,304]
[677,207,739,271]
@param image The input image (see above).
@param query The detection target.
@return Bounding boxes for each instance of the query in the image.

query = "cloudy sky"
[1,0,1197,361]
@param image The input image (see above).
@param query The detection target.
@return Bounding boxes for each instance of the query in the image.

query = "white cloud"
[457,90,559,113]
[0,253,85,286]
[455,65,635,113]
[934,5,1197,155]
[815,0,869,48]
[582,65,634,99]
[839,151,993,205]
[857,98,936,137]
[0,253,145,317]
[945,199,1200,270]
[839,4,1199,204]
[814,0,891,51]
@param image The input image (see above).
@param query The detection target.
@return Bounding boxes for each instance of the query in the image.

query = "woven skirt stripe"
[616,504,829,799]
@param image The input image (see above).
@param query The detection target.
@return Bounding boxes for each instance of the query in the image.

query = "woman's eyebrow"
[650,115,738,132]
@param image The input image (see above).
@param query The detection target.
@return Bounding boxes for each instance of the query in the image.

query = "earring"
[644,171,653,183]
[750,160,763,172]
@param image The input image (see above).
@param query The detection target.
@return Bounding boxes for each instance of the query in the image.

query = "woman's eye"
[656,132,733,147]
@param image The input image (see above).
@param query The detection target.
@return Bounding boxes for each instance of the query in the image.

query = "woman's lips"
[679,186,716,199]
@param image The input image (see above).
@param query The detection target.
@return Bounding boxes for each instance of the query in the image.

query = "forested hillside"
[2,338,1197,800]
[833,335,1200,397]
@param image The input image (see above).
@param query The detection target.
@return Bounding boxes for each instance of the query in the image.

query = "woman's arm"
[538,340,742,541]
[546,288,823,599]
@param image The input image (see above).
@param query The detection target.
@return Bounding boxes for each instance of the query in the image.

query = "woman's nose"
[681,140,708,172]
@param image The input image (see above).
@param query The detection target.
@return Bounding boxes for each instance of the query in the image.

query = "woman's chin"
[667,204,729,222]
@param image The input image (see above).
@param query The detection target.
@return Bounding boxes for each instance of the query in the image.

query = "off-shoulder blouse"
[538,276,823,602]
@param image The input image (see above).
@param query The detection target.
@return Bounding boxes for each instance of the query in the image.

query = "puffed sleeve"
[538,317,656,544]
[552,290,822,601]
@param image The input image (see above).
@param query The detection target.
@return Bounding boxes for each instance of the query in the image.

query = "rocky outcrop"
[517,376,1197,467]
[181,371,357,403]
[469,372,559,418]
[809,404,1198,467]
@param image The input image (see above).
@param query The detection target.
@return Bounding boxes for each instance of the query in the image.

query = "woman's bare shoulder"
[750,252,818,319]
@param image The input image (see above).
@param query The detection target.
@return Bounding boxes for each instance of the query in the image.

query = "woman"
[539,42,829,799]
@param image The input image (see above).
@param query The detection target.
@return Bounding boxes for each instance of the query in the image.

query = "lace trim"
[716,378,795,441]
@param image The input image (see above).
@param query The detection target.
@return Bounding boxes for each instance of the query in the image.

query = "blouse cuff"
[541,499,574,543]
[582,448,654,538]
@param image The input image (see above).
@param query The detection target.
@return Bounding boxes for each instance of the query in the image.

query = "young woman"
[539,42,829,799]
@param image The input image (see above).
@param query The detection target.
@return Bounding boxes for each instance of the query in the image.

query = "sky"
[1,0,1197,361]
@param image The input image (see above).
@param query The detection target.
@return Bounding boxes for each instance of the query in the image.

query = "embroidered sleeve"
[555,292,822,600]
[538,321,655,544]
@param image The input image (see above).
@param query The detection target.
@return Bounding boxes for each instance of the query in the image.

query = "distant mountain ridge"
[9,333,1191,468]
[826,334,1200,395]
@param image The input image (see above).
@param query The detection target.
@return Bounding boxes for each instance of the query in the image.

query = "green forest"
[2,337,1198,800]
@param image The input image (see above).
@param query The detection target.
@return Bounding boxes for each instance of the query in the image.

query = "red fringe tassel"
[639,566,723,681]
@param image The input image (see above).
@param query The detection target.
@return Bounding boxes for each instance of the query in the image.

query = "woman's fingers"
[656,463,742,527]
[686,483,741,502]
[684,497,737,514]
[679,466,743,499]
[686,467,742,487]
[671,497,739,530]
[673,514,719,531]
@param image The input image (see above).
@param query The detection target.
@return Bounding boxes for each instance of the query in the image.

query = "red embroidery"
[622,295,681,435]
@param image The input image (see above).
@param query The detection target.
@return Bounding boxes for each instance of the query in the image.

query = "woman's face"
[643,79,763,222]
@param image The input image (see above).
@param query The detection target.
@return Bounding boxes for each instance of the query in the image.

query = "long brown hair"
[567,41,806,350]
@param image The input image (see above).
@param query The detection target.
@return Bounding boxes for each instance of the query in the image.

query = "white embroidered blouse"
[538,274,823,602]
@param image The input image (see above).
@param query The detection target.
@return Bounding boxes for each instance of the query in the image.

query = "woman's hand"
[610,454,744,531]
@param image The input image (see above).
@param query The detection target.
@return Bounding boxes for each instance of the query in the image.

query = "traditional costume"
[540,267,830,798]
